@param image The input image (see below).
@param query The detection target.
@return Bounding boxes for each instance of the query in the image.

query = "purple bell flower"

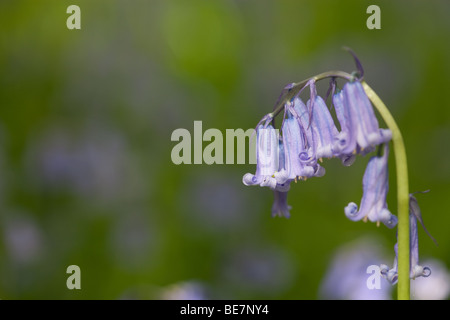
[243,124,279,190]
[345,144,398,228]
[333,81,392,156]
[380,193,434,284]
[271,190,292,218]
[332,90,356,166]
[271,138,293,218]
[273,138,291,192]
[275,104,317,184]
[307,95,340,160]
[287,98,326,176]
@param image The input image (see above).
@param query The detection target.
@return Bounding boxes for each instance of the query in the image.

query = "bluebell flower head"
[345,143,398,228]
[333,81,392,156]
[381,193,434,284]
[243,124,279,190]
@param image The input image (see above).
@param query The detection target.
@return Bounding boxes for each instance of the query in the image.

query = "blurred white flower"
[159,281,209,300]
[411,259,450,300]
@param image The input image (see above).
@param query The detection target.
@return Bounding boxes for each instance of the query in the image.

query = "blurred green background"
[1,0,449,300]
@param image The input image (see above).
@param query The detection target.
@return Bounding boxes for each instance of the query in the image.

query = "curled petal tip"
[380,264,390,275]
[243,173,257,186]
[422,267,432,278]
[379,208,398,229]
[387,271,398,285]
[344,202,358,219]
[299,152,313,164]
[314,164,326,177]
[412,265,432,279]
[380,265,398,285]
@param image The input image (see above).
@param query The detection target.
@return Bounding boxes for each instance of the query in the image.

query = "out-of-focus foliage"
[0,0,449,299]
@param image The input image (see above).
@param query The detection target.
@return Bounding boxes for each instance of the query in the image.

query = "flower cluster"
[243,78,392,222]
[242,57,435,294]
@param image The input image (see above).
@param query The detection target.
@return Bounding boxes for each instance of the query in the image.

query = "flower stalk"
[362,82,410,300]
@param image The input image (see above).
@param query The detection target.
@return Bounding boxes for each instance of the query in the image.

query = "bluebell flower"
[289,97,316,164]
[380,193,434,284]
[290,84,341,162]
[243,124,279,190]
[271,190,292,218]
[273,138,291,192]
[271,137,292,218]
[290,98,310,144]
[333,81,392,156]
[242,123,293,218]
[332,90,356,166]
[275,104,318,184]
[307,95,340,160]
[345,144,398,228]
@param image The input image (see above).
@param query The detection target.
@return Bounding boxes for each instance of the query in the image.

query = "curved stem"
[271,71,354,118]
[362,81,410,300]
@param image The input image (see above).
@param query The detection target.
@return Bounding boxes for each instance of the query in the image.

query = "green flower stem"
[362,81,410,300]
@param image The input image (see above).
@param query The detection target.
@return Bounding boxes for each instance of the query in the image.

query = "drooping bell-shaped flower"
[333,81,392,156]
[307,95,340,160]
[290,81,342,162]
[273,138,291,192]
[290,97,316,166]
[275,103,324,184]
[243,124,279,190]
[380,193,434,284]
[271,190,292,218]
[332,90,356,166]
[271,138,292,218]
[344,143,398,228]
